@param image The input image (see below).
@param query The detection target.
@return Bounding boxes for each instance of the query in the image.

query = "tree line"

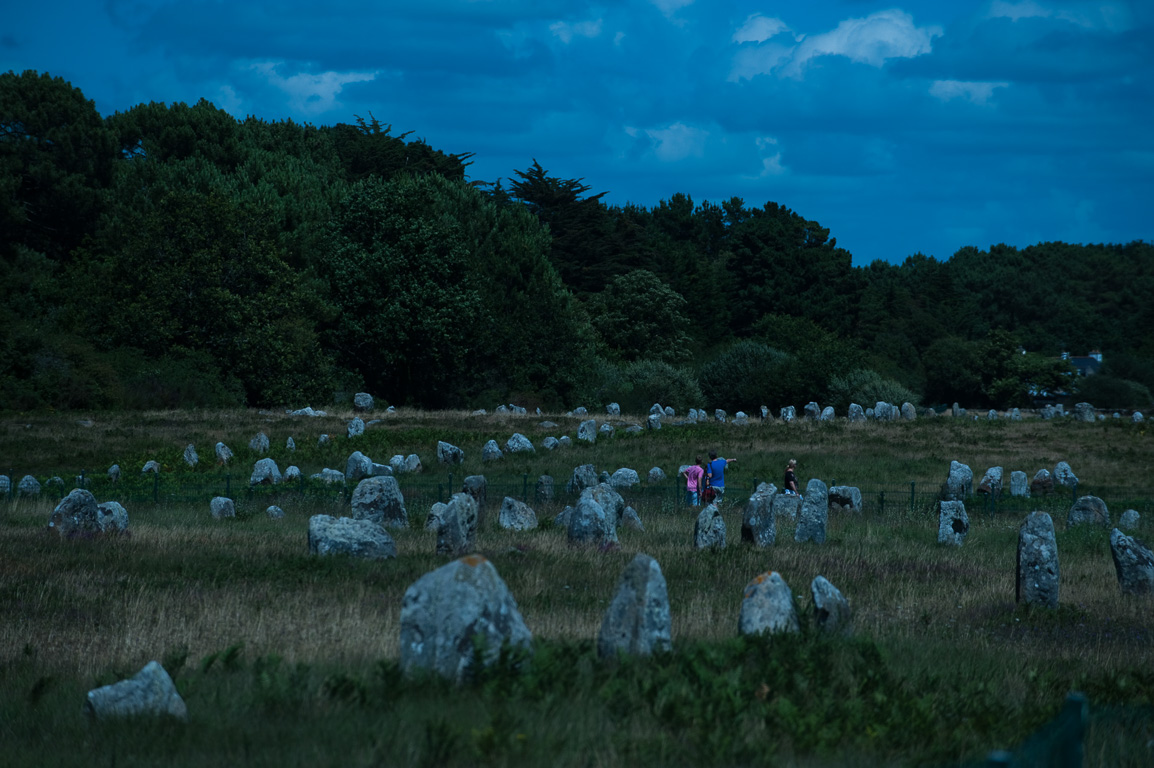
[2,70,1151,413]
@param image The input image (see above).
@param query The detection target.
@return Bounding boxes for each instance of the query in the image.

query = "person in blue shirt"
[705,451,736,502]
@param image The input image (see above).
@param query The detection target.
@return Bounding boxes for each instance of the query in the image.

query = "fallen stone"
[828,486,862,515]
[85,661,187,721]
[210,497,235,519]
[437,441,464,465]
[308,514,396,560]
[609,468,640,489]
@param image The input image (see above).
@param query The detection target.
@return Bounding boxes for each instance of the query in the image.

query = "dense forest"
[2,70,1152,413]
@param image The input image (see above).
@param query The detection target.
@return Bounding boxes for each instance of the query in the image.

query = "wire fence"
[4,466,1152,523]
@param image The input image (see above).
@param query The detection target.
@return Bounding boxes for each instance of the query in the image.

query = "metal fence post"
[909,481,915,515]
[153,471,160,504]
[523,473,528,502]
[879,491,886,516]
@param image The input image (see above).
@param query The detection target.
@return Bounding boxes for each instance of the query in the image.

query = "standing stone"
[499,497,538,531]
[308,515,396,560]
[1132,412,1144,423]
[536,475,554,502]
[542,436,559,450]
[952,402,964,417]
[461,474,487,518]
[578,419,598,444]
[96,502,129,533]
[848,403,865,422]
[1017,512,1060,608]
[286,436,296,452]
[317,434,330,447]
[436,493,479,556]
[779,406,796,422]
[760,405,769,419]
[345,451,373,481]
[606,402,621,416]
[210,497,235,519]
[599,423,615,438]
[437,441,464,465]
[741,484,777,548]
[284,466,301,482]
[558,435,573,446]
[589,483,626,526]
[739,571,799,636]
[108,465,121,483]
[1119,509,1140,530]
[566,464,599,495]
[1010,471,1029,498]
[714,409,727,423]
[828,486,862,515]
[1054,462,1079,490]
[647,467,666,484]
[1010,408,1022,421]
[811,576,852,634]
[568,489,618,546]
[986,409,998,420]
[1109,528,1154,595]
[249,432,270,455]
[804,402,821,420]
[402,454,422,474]
[141,460,160,474]
[694,504,726,550]
[1067,495,1109,527]
[351,476,408,528]
[820,406,835,421]
[795,479,828,544]
[183,444,199,467]
[664,406,674,418]
[84,661,187,721]
[347,418,365,438]
[1031,469,1054,495]
[647,414,662,431]
[945,461,973,500]
[609,468,640,489]
[938,500,969,546]
[400,555,532,682]
[482,439,503,462]
[772,493,801,521]
[425,502,448,531]
[598,553,672,658]
[266,505,285,519]
[353,392,374,412]
[505,433,534,453]
[872,402,896,421]
[0,475,9,497]
[901,402,917,420]
[48,489,101,536]
[1073,402,1095,422]
[250,458,281,485]
[734,411,749,425]
[978,467,1003,496]
[621,506,644,532]
[18,475,42,496]
[215,442,233,465]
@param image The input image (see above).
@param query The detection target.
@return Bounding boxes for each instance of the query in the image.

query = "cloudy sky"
[3,0,1151,265]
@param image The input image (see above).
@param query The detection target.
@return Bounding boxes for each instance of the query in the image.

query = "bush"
[698,341,793,411]
[1073,375,1153,410]
[587,358,703,415]
[827,368,920,413]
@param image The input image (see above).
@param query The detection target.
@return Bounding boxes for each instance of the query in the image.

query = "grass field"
[1,407,1151,766]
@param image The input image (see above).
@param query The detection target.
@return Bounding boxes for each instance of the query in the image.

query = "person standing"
[680,457,705,507]
[783,458,801,496]
[706,451,736,502]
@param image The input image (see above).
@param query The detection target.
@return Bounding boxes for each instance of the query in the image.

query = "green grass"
[1,407,1152,766]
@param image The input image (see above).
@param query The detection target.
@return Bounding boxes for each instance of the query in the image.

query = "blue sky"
[3,0,1151,265]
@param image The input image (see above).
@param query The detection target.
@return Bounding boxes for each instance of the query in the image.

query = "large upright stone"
[505,433,535,454]
[694,504,726,550]
[461,475,487,522]
[738,571,799,636]
[1054,461,1078,490]
[741,484,777,548]
[597,553,672,658]
[901,402,917,420]
[308,515,397,560]
[482,440,504,462]
[1109,528,1154,595]
[848,403,865,422]
[215,442,233,465]
[437,441,464,465]
[1073,402,1095,422]
[183,444,199,467]
[249,432,270,455]
[648,467,666,484]
[606,402,621,416]
[978,467,1003,496]
[568,489,618,546]
[96,502,129,533]
[400,556,532,682]
[772,493,801,520]
[566,464,599,494]
[578,419,598,444]
[1010,471,1029,498]
[779,406,796,422]
[250,458,281,485]
[1067,495,1109,528]
[804,402,821,420]
[1031,469,1054,495]
[944,461,973,500]
[646,414,662,431]
[353,392,374,412]
[84,661,187,721]
[609,468,640,489]
[436,493,479,556]
[351,476,408,528]
[588,483,626,526]
[1119,509,1140,530]
[48,489,101,536]
[938,500,969,546]
[1017,512,1059,608]
[811,576,852,634]
[347,418,365,438]
[828,486,862,514]
[345,451,373,481]
[536,475,554,502]
[795,479,828,544]
[499,497,538,531]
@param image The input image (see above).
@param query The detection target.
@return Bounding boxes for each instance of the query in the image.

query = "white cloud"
[733,14,791,44]
[730,10,942,80]
[650,0,694,18]
[549,18,603,44]
[251,62,377,115]
[986,0,1134,31]
[930,79,1010,105]
[756,136,786,176]
[629,122,708,162]
[987,0,1051,21]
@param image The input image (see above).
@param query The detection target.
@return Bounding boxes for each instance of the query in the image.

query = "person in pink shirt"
[680,456,705,506]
